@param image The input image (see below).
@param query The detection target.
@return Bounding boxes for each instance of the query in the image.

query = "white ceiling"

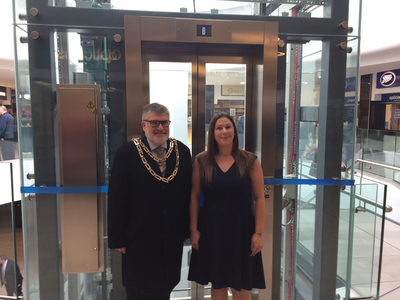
[1,0,399,88]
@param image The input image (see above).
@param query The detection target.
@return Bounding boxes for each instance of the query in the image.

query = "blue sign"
[345,77,356,92]
[377,69,400,89]
[344,97,356,105]
[381,93,400,102]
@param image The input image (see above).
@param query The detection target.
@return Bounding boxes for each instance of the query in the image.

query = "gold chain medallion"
[132,138,180,183]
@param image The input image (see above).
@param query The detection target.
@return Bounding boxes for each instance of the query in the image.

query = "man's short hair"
[142,103,170,120]
[0,254,7,261]
[0,106,7,112]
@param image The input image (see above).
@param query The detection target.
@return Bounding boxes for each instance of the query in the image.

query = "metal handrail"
[298,172,392,213]
[341,188,392,213]
[355,159,400,172]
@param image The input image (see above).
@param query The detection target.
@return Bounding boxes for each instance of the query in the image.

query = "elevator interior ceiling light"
[23,94,30,100]
[278,51,285,56]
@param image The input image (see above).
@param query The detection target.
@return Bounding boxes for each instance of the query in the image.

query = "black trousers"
[126,289,170,300]
[5,283,22,296]
[1,140,15,160]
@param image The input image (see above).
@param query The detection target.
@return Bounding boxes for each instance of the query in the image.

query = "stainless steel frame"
[125,16,279,300]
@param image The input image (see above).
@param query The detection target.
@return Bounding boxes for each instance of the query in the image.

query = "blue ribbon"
[20,179,353,195]
[264,178,354,186]
[21,186,108,194]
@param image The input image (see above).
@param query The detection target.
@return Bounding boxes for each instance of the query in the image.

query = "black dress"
[188,161,266,291]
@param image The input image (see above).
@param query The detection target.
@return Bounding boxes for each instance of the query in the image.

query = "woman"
[188,113,266,299]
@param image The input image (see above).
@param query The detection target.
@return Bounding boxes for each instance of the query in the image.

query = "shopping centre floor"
[1,170,400,299]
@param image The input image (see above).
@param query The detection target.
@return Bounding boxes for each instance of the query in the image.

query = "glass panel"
[14,23,33,299]
[334,36,361,298]
[295,180,317,300]
[149,62,192,151]
[51,1,258,15]
[350,180,386,299]
[348,0,362,37]
[0,162,23,298]
[50,31,112,300]
[297,41,322,178]
[336,187,353,299]
[286,41,323,300]
[361,130,396,179]
[342,37,359,173]
[205,63,246,150]
[49,1,335,19]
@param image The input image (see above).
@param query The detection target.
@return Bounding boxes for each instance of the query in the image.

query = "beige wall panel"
[61,194,99,274]
[141,17,176,41]
[232,21,264,45]
[57,85,103,274]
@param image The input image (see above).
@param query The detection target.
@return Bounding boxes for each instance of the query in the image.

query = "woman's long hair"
[197,113,255,184]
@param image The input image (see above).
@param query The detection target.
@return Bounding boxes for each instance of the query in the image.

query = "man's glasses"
[143,120,171,128]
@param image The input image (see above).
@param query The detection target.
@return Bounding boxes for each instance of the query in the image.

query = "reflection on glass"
[289,41,322,178]
[348,182,385,299]
[14,24,31,298]
[295,179,316,300]
[49,1,332,19]
[149,62,192,152]
[205,63,246,150]
[171,245,192,299]
[301,41,322,107]
[0,162,23,297]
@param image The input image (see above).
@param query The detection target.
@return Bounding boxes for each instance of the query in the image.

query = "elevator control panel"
[197,24,212,37]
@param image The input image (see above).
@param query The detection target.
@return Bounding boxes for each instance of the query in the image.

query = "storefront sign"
[345,77,356,92]
[221,85,245,96]
[377,69,400,89]
[381,93,400,102]
[0,87,6,100]
[58,49,121,63]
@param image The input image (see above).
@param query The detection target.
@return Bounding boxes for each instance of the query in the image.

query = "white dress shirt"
[2,259,7,283]
[147,138,167,156]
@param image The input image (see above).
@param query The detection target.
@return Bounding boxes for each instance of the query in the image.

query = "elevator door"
[143,47,252,157]
[142,46,253,300]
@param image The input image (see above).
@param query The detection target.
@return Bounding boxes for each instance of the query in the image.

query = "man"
[237,114,245,149]
[108,103,192,300]
[0,254,23,296]
[0,106,15,160]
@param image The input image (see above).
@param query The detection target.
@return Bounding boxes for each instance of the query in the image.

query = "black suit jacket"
[1,259,23,290]
[107,137,192,295]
